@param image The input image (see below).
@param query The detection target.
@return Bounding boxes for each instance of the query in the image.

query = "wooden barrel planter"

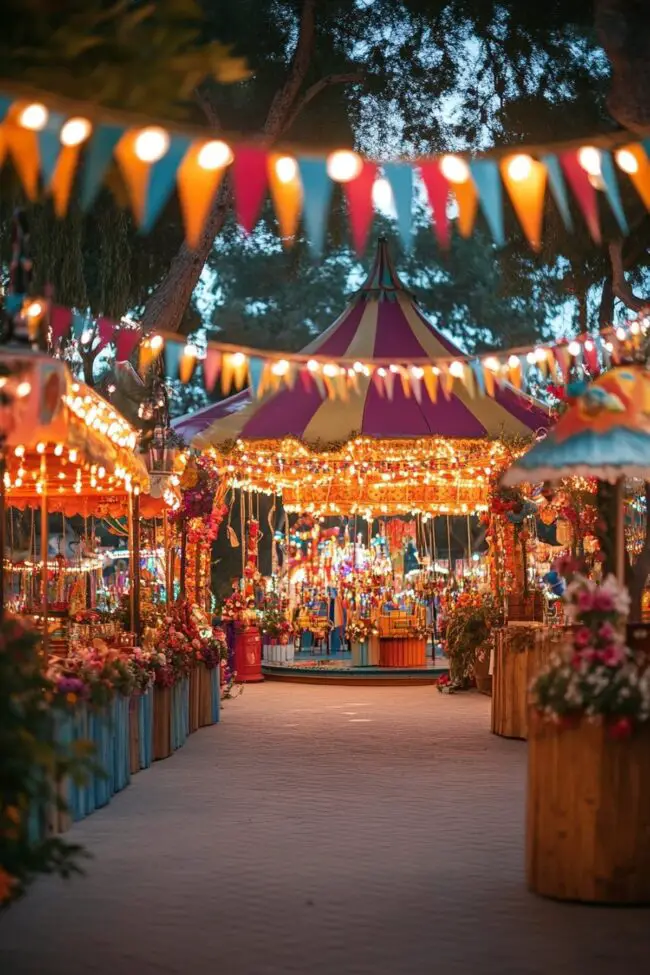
[379,637,426,668]
[198,663,220,726]
[189,665,201,734]
[153,685,172,760]
[527,709,650,903]
[491,623,557,739]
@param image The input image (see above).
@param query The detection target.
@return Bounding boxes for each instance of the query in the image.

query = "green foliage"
[1,0,249,116]
[445,595,502,682]
[0,617,92,907]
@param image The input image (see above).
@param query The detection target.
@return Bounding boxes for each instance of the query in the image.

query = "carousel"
[175,239,550,684]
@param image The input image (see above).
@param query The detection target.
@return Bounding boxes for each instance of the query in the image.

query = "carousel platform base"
[262,651,449,686]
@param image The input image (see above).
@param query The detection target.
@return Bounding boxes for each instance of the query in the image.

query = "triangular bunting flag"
[179,347,197,384]
[232,146,268,233]
[625,141,650,211]
[96,316,115,353]
[560,151,600,242]
[554,343,571,379]
[142,135,191,233]
[81,124,124,209]
[423,367,439,403]
[501,155,547,251]
[50,146,81,217]
[6,127,40,200]
[268,154,303,245]
[419,161,450,249]
[114,132,151,225]
[383,369,395,401]
[343,160,377,254]
[541,155,573,231]
[36,112,65,186]
[471,360,485,397]
[248,356,266,398]
[470,160,504,245]
[114,328,141,362]
[599,151,628,234]
[297,158,333,254]
[583,338,599,376]
[177,143,228,249]
[452,177,478,238]
[482,363,495,399]
[164,339,183,381]
[0,95,14,123]
[410,371,423,404]
[203,348,222,392]
[372,369,386,398]
[50,305,72,345]
[382,163,413,250]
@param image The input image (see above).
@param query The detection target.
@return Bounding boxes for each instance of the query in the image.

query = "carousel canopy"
[176,238,548,448]
[180,239,549,516]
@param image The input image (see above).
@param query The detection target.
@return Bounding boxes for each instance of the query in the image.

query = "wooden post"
[615,477,625,585]
[132,490,141,643]
[179,519,187,600]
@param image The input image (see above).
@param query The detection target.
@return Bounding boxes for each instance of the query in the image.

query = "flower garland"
[345,617,377,643]
[531,573,650,737]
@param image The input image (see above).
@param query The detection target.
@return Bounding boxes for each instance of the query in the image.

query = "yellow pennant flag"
[50,145,81,217]
[268,154,303,245]
[617,143,650,211]
[452,179,478,238]
[384,370,395,401]
[482,364,495,399]
[6,124,40,200]
[423,366,439,403]
[177,143,227,249]
[501,156,547,251]
[442,365,455,399]
[114,131,150,224]
[399,367,412,398]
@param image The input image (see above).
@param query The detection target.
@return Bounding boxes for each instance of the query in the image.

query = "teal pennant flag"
[164,339,183,381]
[382,162,413,250]
[37,112,65,186]
[71,311,86,339]
[248,356,266,398]
[81,124,125,209]
[470,160,504,246]
[541,154,573,231]
[471,359,485,397]
[0,94,14,123]
[600,151,628,234]
[141,135,191,233]
[297,158,333,255]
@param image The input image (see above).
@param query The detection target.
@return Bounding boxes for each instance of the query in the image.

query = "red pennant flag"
[553,343,571,379]
[232,147,268,233]
[50,305,72,345]
[115,328,141,362]
[343,160,377,254]
[96,316,116,353]
[560,151,600,242]
[203,347,222,392]
[299,368,313,393]
[419,161,450,248]
[582,339,600,377]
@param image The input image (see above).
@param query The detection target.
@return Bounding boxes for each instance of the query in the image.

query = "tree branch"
[282,72,364,134]
[608,239,650,312]
[195,84,222,129]
[263,0,317,138]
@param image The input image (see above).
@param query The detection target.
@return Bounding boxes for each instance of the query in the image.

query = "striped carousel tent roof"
[176,239,549,448]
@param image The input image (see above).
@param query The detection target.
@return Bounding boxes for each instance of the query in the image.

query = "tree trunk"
[595,0,650,133]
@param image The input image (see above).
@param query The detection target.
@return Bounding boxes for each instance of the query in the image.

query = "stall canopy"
[180,239,549,516]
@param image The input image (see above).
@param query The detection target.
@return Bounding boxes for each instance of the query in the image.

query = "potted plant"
[345,616,378,666]
[527,572,650,903]
[261,607,294,663]
[444,594,501,693]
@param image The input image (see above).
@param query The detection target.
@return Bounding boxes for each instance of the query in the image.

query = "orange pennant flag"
[268,154,303,245]
[6,125,40,200]
[441,365,454,399]
[618,143,650,211]
[177,142,227,249]
[452,178,478,238]
[423,366,439,403]
[114,131,149,224]
[482,364,495,399]
[399,367,412,398]
[501,155,547,251]
[50,145,81,217]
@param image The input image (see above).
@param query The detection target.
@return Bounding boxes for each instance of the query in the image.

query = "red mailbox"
[233,625,263,682]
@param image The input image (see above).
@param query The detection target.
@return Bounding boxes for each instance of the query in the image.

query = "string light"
[440,155,470,184]
[568,341,581,356]
[272,359,290,377]
[326,150,362,182]
[61,117,91,146]
[615,148,639,175]
[16,382,31,398]
[197,140,233,170]
[18,103,48,130]
[231,351,246,367]
[275,156,298,183]
[578,146,601,177]
[134,126,170,163]
[449,361,464,378]
[483,356,500,373]
[507,154,533,182]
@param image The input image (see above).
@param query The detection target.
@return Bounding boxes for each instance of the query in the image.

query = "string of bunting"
[31,294,648,404]
[2,82,650,253]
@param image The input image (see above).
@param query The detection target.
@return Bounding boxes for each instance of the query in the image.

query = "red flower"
[608,717,633,740]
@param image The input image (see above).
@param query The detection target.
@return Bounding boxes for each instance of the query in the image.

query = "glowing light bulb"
[61,117,91,147]
[16,382,31,398]
[326,150,362,182]
[616,327,627,341]
[449,361,464,378]
[615,148,639,175]
[323,363,338,377]
[578,146,601,177]
[507,154,533,182]
[184,343,198,359]
[231,352,246,367]
[272,359,289,376]
[410,366,424,379]
[134,127,170,163]
[197,140,233,170]
[483,356,500,373]
[307,359,320,372]
[584,340,594,352]
[568,341,581,356]
[19,103,48,131]
[26,301,43,318]
[14,445,25,457]
[36,442,45,454]
[149,334,164,351]
[81,329,93,345]
[275,155,297,183]
[372,177,394,213]
[534,347,547,362]
[440,154,470,184]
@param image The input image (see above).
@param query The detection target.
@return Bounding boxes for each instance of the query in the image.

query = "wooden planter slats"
[129,695,141,774]
[153,685,172,760]
[189,665,201,734]
[527,710,650,903]
[491,623,557,740]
